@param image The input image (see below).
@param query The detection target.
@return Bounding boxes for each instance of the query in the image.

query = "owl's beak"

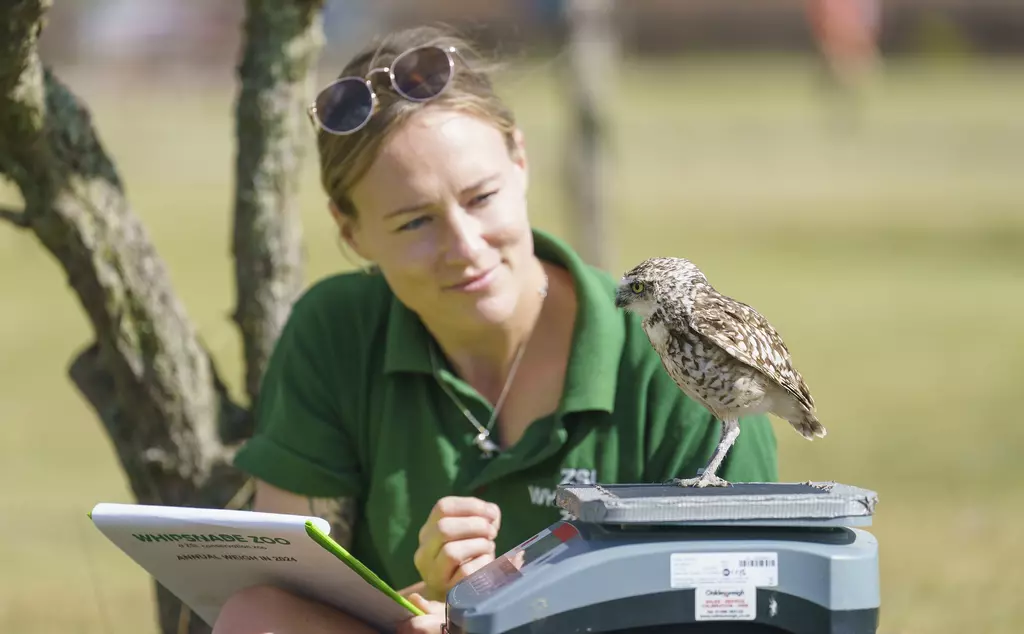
[614,288,628,308]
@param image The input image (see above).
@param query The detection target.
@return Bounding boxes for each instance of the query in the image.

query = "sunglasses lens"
[392,46,453,101]
[315,79,373,133]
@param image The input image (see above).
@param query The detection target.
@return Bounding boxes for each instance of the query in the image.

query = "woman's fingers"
[417,498,499,562]
[422,497,500,534]
[415,522,494,575]
[449,551,496,587]
[433,537,496,585]
[407,592,446,616]
[413,497,502,601]
[435,514,497,542]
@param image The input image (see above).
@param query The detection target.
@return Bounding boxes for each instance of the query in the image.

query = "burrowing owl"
[615,257,826,487]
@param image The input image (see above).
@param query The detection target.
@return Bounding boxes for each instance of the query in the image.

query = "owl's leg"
[671,418,740,488]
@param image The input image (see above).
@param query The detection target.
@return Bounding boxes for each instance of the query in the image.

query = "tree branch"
[0,204,29,227]
[563,0,617,271]
[231,0,324,421]
[0,0,243,504]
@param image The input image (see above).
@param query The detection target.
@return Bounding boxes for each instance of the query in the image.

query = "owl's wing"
[687,285,814,411]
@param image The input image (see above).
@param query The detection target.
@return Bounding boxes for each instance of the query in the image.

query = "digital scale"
[443,482,880,633]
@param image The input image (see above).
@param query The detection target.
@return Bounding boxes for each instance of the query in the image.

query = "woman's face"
[337,108,534,331]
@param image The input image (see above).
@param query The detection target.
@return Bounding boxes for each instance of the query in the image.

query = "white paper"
[90,502,413,632]
[694,583,757,621]
[670,551,778,587]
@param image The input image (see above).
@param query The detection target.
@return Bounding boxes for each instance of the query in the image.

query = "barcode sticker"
[670,552,778,588]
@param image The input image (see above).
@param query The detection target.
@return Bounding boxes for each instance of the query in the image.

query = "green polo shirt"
[233,229,778,590]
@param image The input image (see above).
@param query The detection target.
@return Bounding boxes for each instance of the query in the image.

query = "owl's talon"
[670,473,731,488]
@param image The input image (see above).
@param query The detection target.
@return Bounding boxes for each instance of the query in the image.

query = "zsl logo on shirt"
[527,468,598,520]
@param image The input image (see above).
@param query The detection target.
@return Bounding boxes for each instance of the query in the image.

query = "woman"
[214,24,779,634]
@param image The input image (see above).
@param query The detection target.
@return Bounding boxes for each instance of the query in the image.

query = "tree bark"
[0,1,325,633]
[563,0,618,272]
[231,0,324,422]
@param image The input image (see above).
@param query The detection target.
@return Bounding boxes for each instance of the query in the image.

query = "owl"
[615,256,826,487]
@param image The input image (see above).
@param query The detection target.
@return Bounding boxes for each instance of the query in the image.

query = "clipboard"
[89,502,423,632]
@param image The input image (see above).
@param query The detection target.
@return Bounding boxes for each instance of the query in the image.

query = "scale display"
[456,522,583,599]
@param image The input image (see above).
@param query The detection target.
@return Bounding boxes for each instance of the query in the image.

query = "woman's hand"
[396,593,447,634]
[413,496,501,601]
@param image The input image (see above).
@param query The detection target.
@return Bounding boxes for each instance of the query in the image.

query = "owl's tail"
[790,410,827,440]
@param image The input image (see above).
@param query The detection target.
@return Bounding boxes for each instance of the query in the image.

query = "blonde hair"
[316,25,518,219]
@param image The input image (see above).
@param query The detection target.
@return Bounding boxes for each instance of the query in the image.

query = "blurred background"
[1,1,1022,633]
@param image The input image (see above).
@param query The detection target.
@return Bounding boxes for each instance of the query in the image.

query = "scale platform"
[444,481,881,634]
[557,481,879,527]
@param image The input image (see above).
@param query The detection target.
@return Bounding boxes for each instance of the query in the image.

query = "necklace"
[429,270,549,458]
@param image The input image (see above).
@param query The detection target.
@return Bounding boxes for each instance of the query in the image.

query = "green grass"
[2,55,1023,633]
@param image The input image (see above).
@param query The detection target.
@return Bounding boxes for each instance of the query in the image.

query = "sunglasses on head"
[308,44,463,136]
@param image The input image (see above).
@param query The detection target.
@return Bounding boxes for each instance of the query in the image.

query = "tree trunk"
[231,0,324,421]
[0,1,324,633]
[563,0,618,272]
[0,0,240,511]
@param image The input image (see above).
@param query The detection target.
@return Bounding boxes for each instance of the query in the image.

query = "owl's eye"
[631,281,645,294]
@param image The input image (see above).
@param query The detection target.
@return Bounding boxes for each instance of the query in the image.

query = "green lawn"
[2,55,1023,634]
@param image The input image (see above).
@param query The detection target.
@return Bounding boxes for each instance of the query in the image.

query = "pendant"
[474,431,500,458]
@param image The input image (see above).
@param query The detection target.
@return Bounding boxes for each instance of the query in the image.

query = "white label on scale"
[670,552,778,588]
[695,583,757,621]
